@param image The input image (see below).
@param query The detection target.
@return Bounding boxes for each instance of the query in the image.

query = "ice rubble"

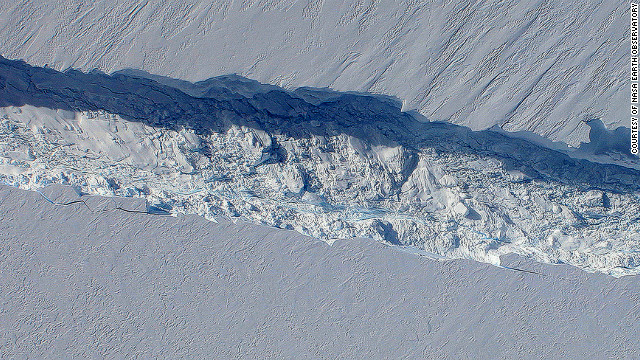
[2,104,640,275]
[0,57,639,275]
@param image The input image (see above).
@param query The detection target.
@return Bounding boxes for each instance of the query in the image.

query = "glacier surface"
[1,57,639,276]
[2,184,640,358]
[0,0,628,145]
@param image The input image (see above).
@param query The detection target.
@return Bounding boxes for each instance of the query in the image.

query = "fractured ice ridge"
[1,57,640,276]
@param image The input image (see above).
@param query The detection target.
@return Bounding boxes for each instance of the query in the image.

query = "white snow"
[2,184,639,358]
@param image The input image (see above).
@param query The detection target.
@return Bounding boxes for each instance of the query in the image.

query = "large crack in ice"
[1,57,639,276]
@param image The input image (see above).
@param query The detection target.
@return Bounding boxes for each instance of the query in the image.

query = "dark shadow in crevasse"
[1,55,639,194]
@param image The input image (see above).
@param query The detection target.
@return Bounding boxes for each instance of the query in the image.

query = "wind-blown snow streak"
[1,57,639,276]
[0,0,627,145]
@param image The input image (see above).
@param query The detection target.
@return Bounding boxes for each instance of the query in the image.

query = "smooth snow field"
[1,185,639,359]
[0,0,628,146]
[1,57,639,276]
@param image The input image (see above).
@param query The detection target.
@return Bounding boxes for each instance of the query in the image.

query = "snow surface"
[1,57,639,276]
[1,184,639,359]
[0,0,628,145]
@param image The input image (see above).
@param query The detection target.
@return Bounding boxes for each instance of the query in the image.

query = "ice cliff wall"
[0,0,627,145]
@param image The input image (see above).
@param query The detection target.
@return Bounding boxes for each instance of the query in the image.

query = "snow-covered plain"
[0,0,628,145]
[1,57,639,276]
[1,184,639,359]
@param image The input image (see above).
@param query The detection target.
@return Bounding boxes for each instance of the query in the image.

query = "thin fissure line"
[32,188,170,216]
